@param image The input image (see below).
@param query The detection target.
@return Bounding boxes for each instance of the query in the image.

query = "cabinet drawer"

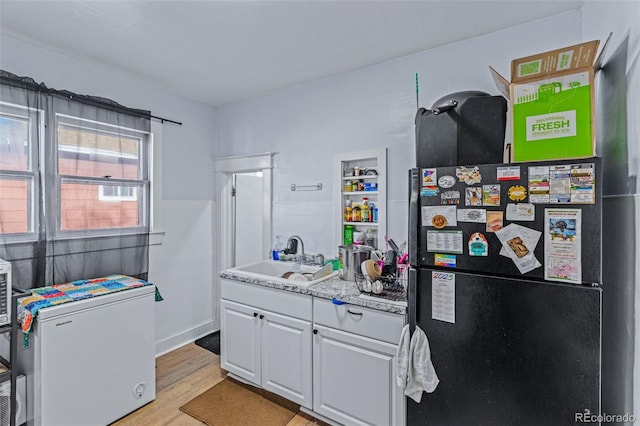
[221,279,312,321]
[313,297,404,344]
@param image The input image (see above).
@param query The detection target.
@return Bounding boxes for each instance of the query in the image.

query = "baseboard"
[155,320,217,357]
[299,407,342,426]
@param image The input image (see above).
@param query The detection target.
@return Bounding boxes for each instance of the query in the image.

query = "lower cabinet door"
[313,324,405,426]
[220,299,261,385]
[261,310,313,409]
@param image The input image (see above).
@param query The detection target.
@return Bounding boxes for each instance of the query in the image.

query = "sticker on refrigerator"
[505,203,535,221]
[570,163,595,204]
[549,165,571,203]
[456,166,482,185]
[508,185,527,202]
[441,190,460,205]
[438,175,456,188]
[434,253,457,267]
[497,166,521,181]
[529,166,550,203]
[420,187,439,197]
[432,271,455,324]
[544,208,582,284]
[482,185,501,206]
[427,230,463,254]
[486,211,504,232]
[465,187,483,206]
[468,232,488,256]
[457,208,487,223]
[422,168,437,186]
[421,205,457,227]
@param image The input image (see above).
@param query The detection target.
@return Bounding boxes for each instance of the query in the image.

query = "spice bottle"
[351,203,361,222]
[344,200,352,222]
[360,197,371,222]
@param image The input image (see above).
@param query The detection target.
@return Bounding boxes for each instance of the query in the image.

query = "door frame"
[213,152,274,327]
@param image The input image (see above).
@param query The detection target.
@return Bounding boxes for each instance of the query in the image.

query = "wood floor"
[111,343,327,426]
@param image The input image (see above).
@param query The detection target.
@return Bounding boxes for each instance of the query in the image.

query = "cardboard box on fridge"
[490,35,610,163]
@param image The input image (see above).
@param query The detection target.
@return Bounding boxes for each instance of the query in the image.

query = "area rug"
[195,330,220,355]
[179,377,299,426]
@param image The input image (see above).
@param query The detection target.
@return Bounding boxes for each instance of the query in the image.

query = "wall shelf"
[333,148,387,250]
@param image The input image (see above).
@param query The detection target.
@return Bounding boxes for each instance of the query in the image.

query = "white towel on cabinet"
[395,324,411,388]
[404,325,439,403]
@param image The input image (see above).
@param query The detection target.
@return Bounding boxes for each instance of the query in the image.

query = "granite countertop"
[219,269,407,315]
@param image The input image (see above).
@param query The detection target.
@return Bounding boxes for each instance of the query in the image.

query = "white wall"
[216,11,585,258]
[0,34,218,355]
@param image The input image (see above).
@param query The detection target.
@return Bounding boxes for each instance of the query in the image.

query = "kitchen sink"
[227,260,337,286]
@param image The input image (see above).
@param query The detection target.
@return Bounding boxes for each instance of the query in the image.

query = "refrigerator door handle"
[408,267,417,334]
[408,168,420,266]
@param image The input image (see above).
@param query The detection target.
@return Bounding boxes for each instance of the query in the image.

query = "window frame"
[0,101,43,243]
[54,113,150,238]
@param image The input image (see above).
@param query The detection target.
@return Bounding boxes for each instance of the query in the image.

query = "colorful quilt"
[18,274,160,348]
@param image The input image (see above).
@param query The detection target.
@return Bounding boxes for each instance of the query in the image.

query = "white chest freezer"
[18,285,156,426]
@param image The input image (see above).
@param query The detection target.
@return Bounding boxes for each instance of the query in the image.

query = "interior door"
[233,172,264,267]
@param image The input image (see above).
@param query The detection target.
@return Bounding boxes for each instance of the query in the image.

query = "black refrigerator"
[407,158,603,425]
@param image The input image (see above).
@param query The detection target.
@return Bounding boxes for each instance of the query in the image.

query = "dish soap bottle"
[272,235,283,260]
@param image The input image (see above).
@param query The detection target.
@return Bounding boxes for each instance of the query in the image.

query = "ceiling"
[0,1,584,107]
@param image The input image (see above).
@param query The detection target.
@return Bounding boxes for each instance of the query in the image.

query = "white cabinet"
[220,299,261,384]
[220,280,313,408]
[312,298,405,426]
[333,148,387,250]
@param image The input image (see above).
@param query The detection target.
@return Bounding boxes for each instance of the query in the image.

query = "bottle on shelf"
[351,203,361,222]
[361,197,370,223]
[272,235,283,260]
[344,200,353,222]
[343,225,355,245]
[366,229,377,249]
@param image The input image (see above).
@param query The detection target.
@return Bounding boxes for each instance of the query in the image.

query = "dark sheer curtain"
[0,70,151,289]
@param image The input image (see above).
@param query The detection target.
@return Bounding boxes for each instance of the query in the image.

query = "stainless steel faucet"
[286,235,305,255]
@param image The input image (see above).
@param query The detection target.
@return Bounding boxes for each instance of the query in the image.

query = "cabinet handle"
[253,312,258,317]
[313,329,318,334]
[347,309,363,316]
[259,314,264,319]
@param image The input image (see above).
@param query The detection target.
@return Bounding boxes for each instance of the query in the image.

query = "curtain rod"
[151,115,182,126]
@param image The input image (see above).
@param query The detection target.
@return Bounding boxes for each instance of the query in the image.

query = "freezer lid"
[36,285,155,320]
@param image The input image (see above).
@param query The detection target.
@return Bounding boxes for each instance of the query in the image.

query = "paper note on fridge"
[495,224,542,274]
[432,271,455,324]
[421,205,457,227]
[505,203,535,221]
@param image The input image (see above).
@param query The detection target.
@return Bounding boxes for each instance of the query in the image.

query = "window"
[56,115,149,234]
[1,71,153,287]
[0,102,40,238]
